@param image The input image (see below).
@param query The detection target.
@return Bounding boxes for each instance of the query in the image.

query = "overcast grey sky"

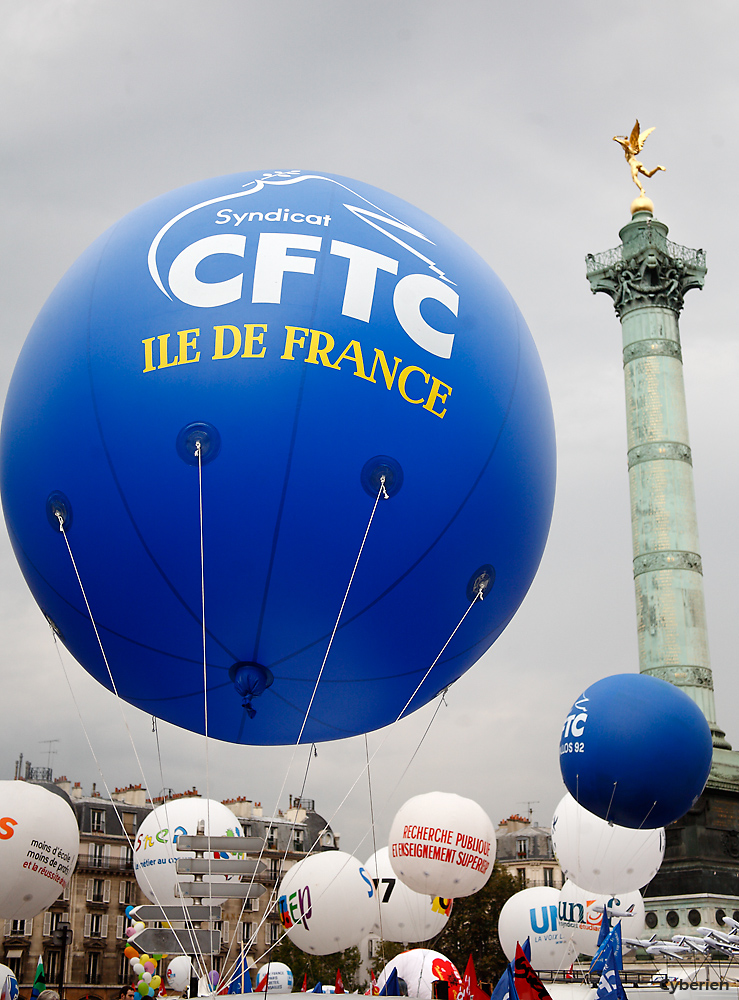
[2,0,738,855]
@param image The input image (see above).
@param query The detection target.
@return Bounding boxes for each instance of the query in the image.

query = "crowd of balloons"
[0,168,718,994]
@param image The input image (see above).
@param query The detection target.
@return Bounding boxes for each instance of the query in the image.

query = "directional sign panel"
[175,858,267,876]
[129,905,221,922]
[130,927,220,954]
[176,835,264,853]
[177,882,267,899]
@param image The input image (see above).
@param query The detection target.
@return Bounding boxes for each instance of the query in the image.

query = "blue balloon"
[0,170,555,744]
[559,673,712,828]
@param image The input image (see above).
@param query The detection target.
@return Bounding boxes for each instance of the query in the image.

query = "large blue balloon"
[559,673,712,828]
[1,170,555,744]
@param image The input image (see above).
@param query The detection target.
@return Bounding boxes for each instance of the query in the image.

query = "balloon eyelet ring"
[176,422,221,466]
[46,491,72,532]
[360,455,403,498]
[466,564,495,602]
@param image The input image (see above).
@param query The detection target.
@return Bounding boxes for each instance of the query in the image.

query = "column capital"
[586,213,706,318]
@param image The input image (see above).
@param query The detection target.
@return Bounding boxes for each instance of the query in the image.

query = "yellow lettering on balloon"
[364,348,402,389]
[305,329,339,368]
[333,340,368,379]
[282,326,309,360]
[178,329,200,365]
[157,334,179,369]
[142,337,157,373]
[398,365,430,405]
[423,377,452,419]
[242,324,267,359]
[213,325,242,360]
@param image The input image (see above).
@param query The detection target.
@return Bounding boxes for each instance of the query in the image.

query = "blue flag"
[380,969,399,997]
[595,935,627,1000]
[591,922,623,976]
[227,954,252,993]
[597,909,612,949]
[312,984,324,994]
[491,943,528,1000]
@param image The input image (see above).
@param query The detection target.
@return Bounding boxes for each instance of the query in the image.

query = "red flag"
[565,965,573,982]
[370,971,379,997]
[301,974,308,993]
[335,969,344,994]
[514,944,551,1000]
[255,975,268,992]
[457,955,487,1000]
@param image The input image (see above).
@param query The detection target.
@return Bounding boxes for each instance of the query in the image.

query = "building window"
[645,911,658,929]
[688,909,701,926]
[269,923,281,946]
[122,844,134,867]
[241,922,253,946]
[119,880,135,905]
[119,951,131,984]
[517,868,526,886]
[91,809,106,834]
[293,831,304,851]
[270,859,281,879]
[44,950,60,983]
[5,954,24,979]
[516,838,529,859]
[666,910,679,928]
[716,909,726,926]
[89,843,107,868]
[86,951,101,985]
[121,812,137,836]
[543,868,554,887]
[87,879,110,903]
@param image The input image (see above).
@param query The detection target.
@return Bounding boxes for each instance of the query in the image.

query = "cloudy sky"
[2,1,739,857]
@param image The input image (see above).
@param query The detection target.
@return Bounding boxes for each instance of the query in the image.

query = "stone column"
[586,202,729,749]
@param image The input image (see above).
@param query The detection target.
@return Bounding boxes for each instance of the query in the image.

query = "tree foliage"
[433,864,521,987]
[271,938,363,992]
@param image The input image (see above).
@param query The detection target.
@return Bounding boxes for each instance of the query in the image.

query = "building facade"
[494,815,562,890]
[1,779,338,1000]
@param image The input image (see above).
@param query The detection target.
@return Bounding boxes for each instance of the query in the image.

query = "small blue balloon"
[559,673,712,828]
[125,904,134,917]
[0,170,555,745]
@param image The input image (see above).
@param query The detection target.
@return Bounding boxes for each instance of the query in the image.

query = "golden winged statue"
[613,120,665,197]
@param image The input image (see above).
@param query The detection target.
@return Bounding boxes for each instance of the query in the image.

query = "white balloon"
[0,965,18,1000]
[387,792,496,898]
[0,781,79,918]
[557,880,645,956]
[133,798,244,905]
[365,847,452,943]
[498,887,578,971]
[376,949,461,1000]
[166,956,192,992]
[551,793,665,894]
[256,962,294,992]
[277,851,375,954]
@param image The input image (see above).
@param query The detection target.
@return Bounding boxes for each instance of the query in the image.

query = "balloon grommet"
[360,455,403,498]
[229,661,274,719]
[46,491,72,532]
[176,422,221,466]
[466,564,495,602]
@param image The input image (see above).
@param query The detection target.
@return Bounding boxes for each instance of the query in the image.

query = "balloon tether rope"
[364,733,386,970]
[195,439,216,959]
[246,586,488,978]
[295,475,388,746]
[55,516,210,976]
